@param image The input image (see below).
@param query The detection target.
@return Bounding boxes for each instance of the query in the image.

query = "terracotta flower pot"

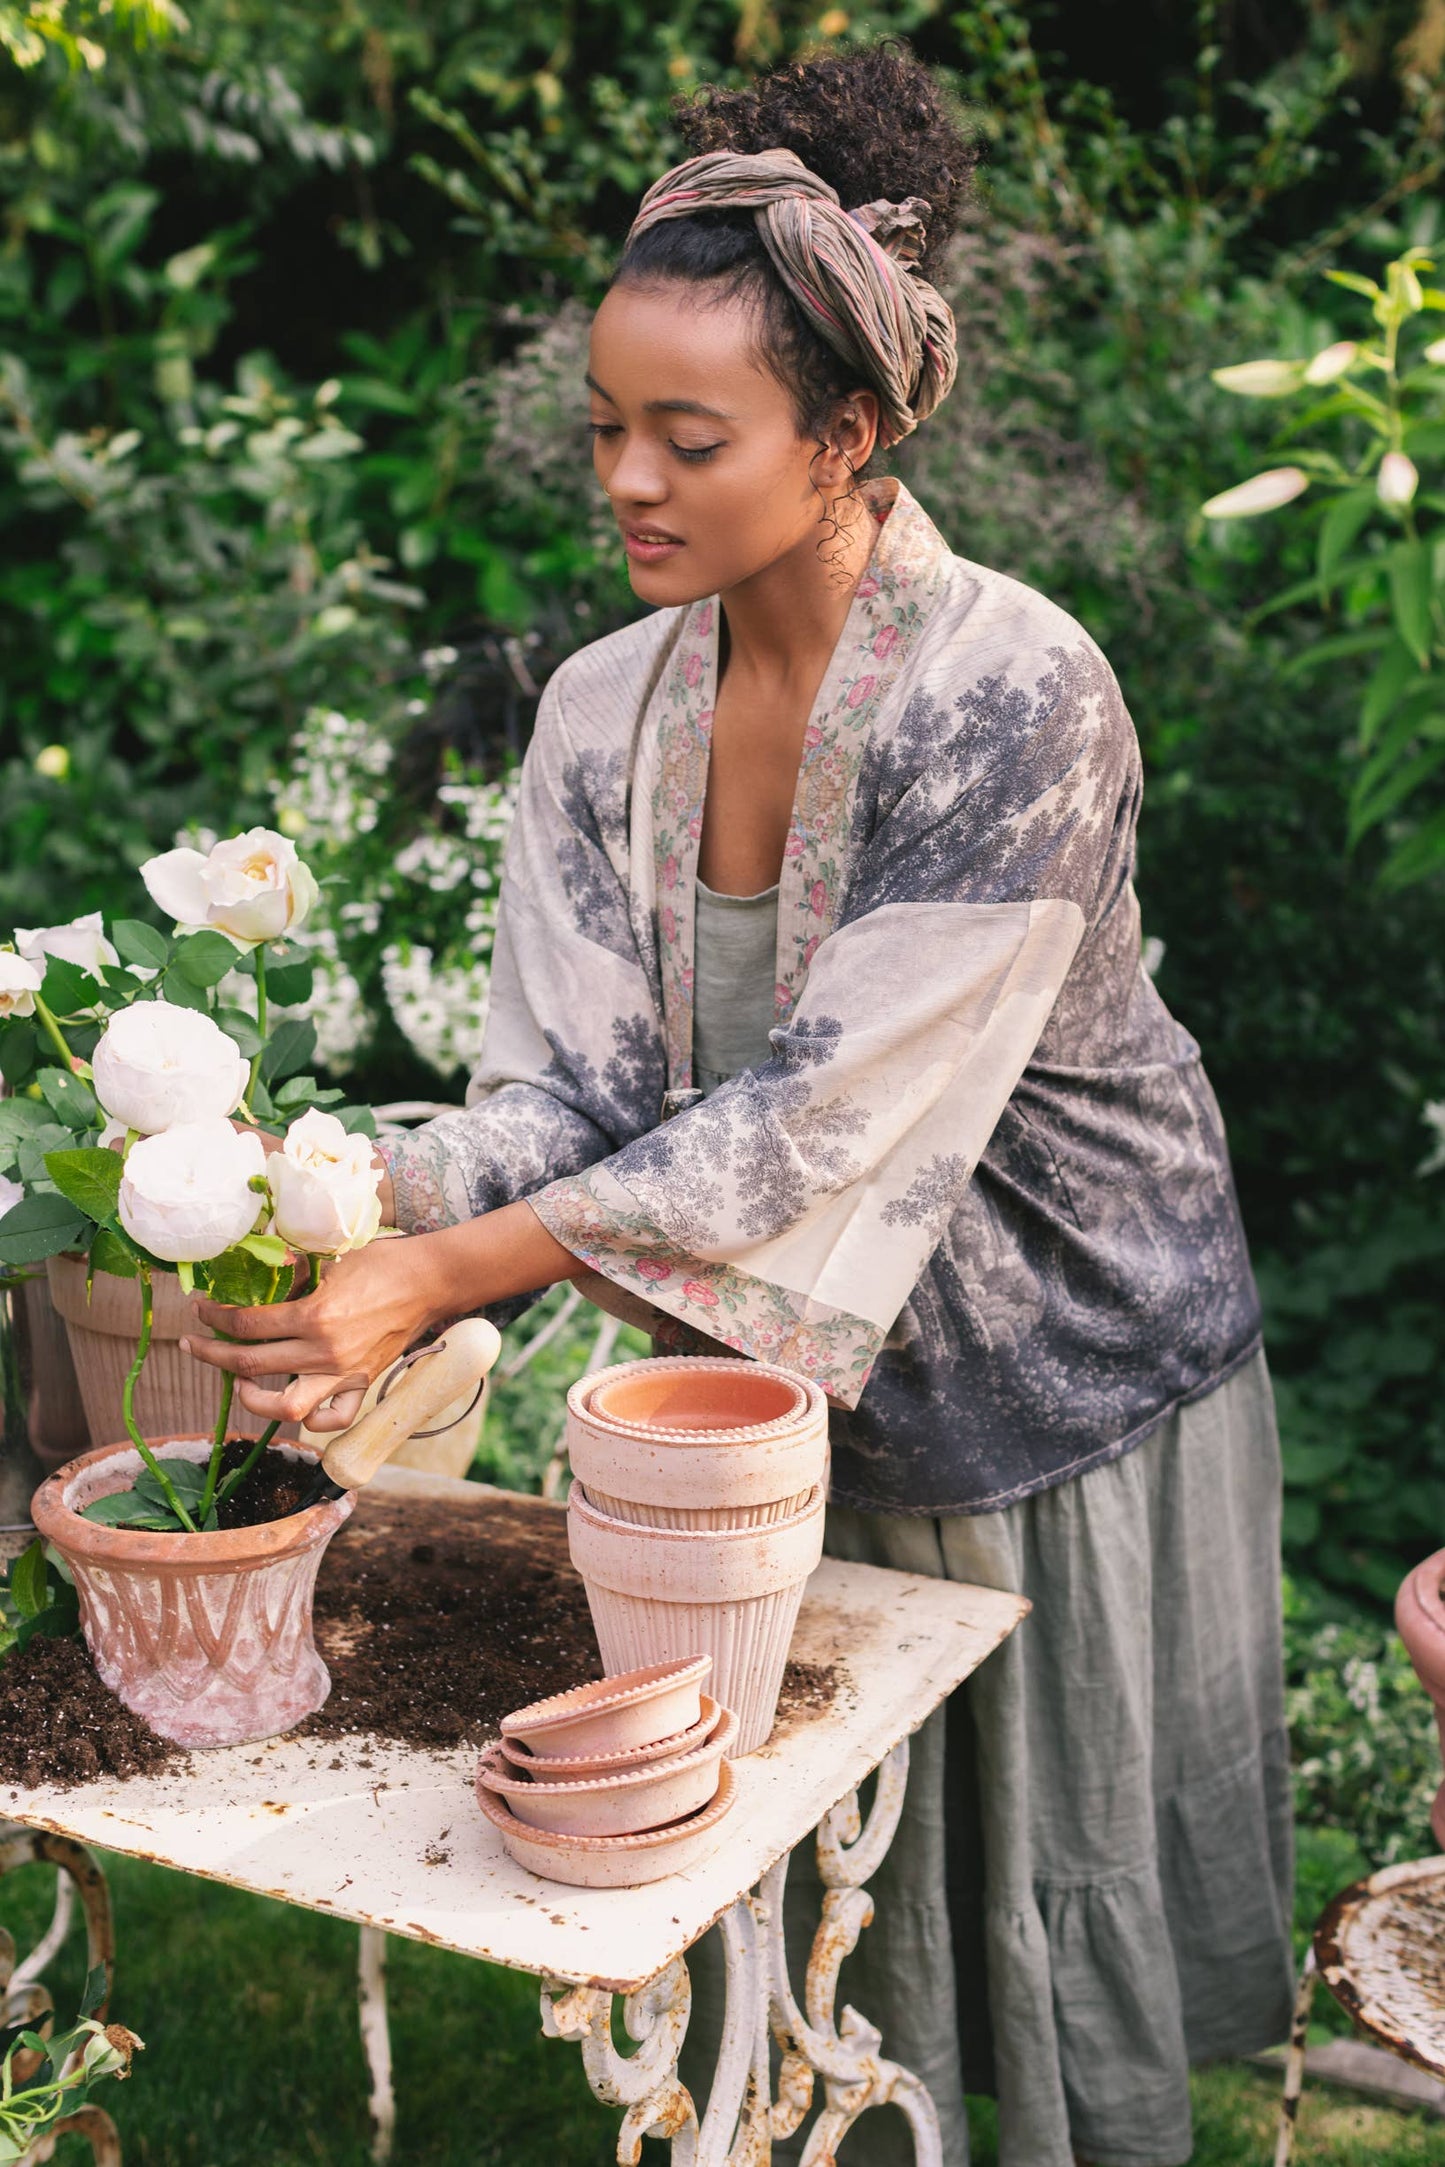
[567,1482,825,1754]
[32,1435,354,1750]
[46,1253,294,1454]
[1396,1547,1445,1846]
[13,1274,90,1471]
[565,1356,829,1532]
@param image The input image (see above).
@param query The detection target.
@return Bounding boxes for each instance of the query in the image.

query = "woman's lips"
[622,527,684,564]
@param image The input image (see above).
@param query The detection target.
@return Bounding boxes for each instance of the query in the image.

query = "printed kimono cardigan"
[383,479,1262,1515]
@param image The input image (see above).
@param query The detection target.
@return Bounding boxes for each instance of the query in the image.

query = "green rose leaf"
[79,1489,178,1530]
[0,1098,49,1149]
[261,1017,317,1084]
[39,954,103,1018]
[160,970,210,1014]
[37,1065,100,1133]
[171,929,241,988]
[0,1192,87,1265]
[90,1225,140,1279]
[111,918,171,971]
[213,1005,263,1059]
[335,1105,378,1138]
[265,956,315,1005]
[202,1243,283,1307]
[18,1123,75,1189]
[0,1023,39,1087]
[8,1539,47,1620]
[44,1146,123,1225]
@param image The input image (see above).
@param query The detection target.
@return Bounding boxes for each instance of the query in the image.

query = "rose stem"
[32,993,77,1072]
[124,1268,197,1533]
[198,1368,235,1525]
[212,1252,301,1511]
[213,1421,279,1512]
[246,943,268,1103]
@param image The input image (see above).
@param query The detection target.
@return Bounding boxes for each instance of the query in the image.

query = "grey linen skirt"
[680,1348,1295,2167]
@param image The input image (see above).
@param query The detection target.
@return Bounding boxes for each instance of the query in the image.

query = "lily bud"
[1377,452,1419,509]
[1201,467,1310,519]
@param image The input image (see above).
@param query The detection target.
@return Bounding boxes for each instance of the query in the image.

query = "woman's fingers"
[236,1372,368,1428]
[180,1331,318,1379]
[296,1383,369,1433]
[192,1294,317,1342]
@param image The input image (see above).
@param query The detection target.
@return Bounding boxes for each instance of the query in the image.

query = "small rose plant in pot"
[0,830,385,1745]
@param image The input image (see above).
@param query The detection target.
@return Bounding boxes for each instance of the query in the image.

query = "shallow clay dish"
[586,1358,811,1438]
[497,1695,722,1779]
[500,1654,711,1759]
[477,1708,735,1837]
[475,1759,737,1888]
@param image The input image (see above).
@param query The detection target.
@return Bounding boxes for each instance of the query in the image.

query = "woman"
[185,46,1293,2167]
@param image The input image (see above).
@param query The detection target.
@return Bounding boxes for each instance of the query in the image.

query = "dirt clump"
[0,1635,180,1788]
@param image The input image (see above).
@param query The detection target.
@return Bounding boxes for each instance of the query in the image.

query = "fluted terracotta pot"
[1396,1547,1445,1846]
[47,1254,293,1452]
[32,1435,353,1749]
[13,1275,90,1471]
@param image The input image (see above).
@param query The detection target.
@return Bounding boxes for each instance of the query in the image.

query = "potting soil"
[0,1635,181,1787]
[0,1488,844,1783]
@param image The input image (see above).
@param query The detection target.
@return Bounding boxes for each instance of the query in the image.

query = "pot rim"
[479,1708,735,1797]
[500,1654,711,1741]
[569,1356,827,1446]
[32,1434,353,1571]
[475,1756,736,1853]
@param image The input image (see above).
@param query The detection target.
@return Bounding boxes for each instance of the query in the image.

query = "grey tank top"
[692,877,779,1096]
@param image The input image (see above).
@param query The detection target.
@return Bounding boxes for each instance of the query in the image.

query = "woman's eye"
[586,421,621,442]
[672,441,724,464]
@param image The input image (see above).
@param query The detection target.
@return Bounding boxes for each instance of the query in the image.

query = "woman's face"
[586,280,872,607]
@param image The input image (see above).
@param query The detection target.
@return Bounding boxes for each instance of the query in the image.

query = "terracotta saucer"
[475,1759,737,1888]
[501,1655,711,1759]
[497,1695,723,1779]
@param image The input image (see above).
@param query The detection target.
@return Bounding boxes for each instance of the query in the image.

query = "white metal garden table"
[1,1468,1027,2165]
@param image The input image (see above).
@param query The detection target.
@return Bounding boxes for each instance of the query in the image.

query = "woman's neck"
[718,493,878,685]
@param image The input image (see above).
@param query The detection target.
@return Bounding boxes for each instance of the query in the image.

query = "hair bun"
[675,43,979,283]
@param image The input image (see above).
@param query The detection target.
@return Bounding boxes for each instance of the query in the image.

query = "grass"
[3,1848,1439,2166]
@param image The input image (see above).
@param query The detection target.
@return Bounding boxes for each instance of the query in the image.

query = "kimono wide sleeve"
[380,652,668,1238]
[531,637,1136,1408]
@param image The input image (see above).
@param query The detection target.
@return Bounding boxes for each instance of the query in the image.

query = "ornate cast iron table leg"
[0,1825,120,2166]
[358,1926,396,2163]
[542,1738,941,2166]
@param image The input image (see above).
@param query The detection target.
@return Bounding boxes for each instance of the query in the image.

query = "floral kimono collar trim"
[645,477,953,1097]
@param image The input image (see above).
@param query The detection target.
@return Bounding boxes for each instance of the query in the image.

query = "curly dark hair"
[611,43,980,465]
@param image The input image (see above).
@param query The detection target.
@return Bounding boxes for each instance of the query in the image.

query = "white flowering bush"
[0,830,383,1533]
[1285,1578,1441,1870]
[268,701,519,1081]
[1202,244,1445,888]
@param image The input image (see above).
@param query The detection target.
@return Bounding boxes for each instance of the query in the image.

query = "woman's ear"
[817,390,881,490]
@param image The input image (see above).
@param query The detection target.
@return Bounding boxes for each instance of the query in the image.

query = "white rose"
[119,1120,266,1264]
[92,1002,249,1136]
[142,828,319,947]
[268,1108,382,1257]
[0,1174,23,1220]
[0,954,43,1019]
[15,912,119,977]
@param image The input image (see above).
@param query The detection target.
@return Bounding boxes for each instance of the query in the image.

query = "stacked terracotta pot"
[475,1656,736,1886]
[565,1357,829,1754]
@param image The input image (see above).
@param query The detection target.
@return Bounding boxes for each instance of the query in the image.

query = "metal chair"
[1276,1854,1445,2162]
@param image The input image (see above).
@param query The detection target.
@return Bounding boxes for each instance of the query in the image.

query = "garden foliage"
[1,1,1444,1614]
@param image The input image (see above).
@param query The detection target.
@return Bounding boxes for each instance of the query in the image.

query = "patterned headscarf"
[625,147,958,449]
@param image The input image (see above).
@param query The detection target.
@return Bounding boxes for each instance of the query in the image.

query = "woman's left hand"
[181,1234,448,1432]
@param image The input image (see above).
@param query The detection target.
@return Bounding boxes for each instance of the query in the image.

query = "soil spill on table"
[1,1489,845,1784]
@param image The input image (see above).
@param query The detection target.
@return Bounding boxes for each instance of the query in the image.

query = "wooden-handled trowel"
[295,1315,502,1507]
